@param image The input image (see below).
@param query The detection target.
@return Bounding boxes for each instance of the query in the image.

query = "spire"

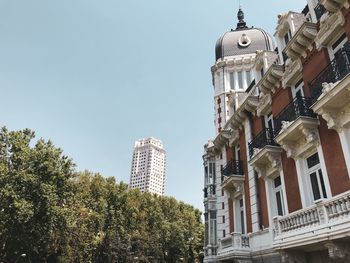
[236,8,248,29]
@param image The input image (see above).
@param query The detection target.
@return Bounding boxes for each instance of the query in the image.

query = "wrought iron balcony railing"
[246,79,256,92]
[221,160,244,177]
[274,96,317,134]
[314,3,326,21]
[248,128,277,158]
[310,49,350,102]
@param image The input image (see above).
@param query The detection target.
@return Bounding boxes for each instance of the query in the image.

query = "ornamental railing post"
[273,216,282,238]
[315,199,329,225]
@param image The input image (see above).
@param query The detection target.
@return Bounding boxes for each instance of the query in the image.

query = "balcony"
[310,50,350,131]
[221,160,245,198]
[204,184,217,211]
[283,22,318,61]
[257,64,284,94]
[222,160,244,176]
[273,191,350,250]
[310,50,350,102]
[217,233,250,260]
[274,97,317,134]
[320,0,349,13]
[257,93,272,117]
[249,128,278,158]
[282,59,303,87]
[315,11,345,50]
[225,83,259,131]
[203,245,218,263]
[274,97,319,159]
[248,128,282,179]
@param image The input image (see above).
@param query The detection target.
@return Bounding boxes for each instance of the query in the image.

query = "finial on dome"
[236,8,248,29]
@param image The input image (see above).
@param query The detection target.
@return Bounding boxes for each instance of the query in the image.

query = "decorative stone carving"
[280,141,297,158]
[325,242,350,261]
[258,64,284,94]
[257,93,272,117]
[213,129,232,150]
[284,22,318,61]
[276,12,305,38]
[222,178,245,199]
[280,251,307,263]
[315,11,345,50]
[320,0,350,13]
[302,127,320,145]
[255,50,278,70]
[249,146,283,179]
[275,117,320,159]
[282,59,302,87]
[311,76,350,133]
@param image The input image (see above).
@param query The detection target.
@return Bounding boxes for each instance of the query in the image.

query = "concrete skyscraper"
[129,137,166,195]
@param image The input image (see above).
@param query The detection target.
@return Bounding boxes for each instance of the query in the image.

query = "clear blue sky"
[0,0,305,210]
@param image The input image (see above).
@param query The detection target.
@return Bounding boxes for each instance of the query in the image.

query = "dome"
[215,9,274,61]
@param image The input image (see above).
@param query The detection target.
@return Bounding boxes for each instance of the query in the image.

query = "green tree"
[0,127,75,262]
[0,127,204,263]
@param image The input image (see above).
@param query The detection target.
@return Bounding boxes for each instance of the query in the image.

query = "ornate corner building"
[203,1,350,262]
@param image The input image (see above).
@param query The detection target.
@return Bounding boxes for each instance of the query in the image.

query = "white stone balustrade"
[219,232,250,252]
[273,191,350,250]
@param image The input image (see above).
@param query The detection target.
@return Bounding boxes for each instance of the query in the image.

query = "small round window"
[238,34,251,47]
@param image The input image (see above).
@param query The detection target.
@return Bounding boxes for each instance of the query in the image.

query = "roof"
[215,27,274,61]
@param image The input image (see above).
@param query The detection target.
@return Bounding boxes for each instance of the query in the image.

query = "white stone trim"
[244,119,260,232]
[317,144,332,199]
[339,128,350,178]
[294,158,309,208]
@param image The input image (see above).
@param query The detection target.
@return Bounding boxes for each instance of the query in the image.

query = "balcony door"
[306,152,327,201]
[265,112,274,130]
[292,79,304,99]
[235,145,241,161]
[330,33,350,60]
[234,197,246,234]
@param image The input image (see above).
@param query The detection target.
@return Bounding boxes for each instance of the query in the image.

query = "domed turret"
[215,9,274,61]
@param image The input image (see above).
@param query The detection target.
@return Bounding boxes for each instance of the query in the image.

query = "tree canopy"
[0,128,203,263]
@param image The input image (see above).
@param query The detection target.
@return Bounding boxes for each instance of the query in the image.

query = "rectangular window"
[238,72,243,89]
[209,162,216,184]
[274,176,285,216]
[222,215,225,223]
[330,33,350,60]
[239,198,245,234]
[222,202,225,209]
[209,211,217,245]
[307,153,327,201]
[246,71,251,87]
[292,79,304,98]
[265,112,274,130]
[223,229,226,238]
[230,72,235,90]
[235,145,241,160]
[284,29,292,45]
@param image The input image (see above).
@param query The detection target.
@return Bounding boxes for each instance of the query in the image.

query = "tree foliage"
[0,128,204,263]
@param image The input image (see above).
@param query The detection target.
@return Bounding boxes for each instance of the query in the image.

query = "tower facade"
[129,137,166,196]
[203,2,350,263]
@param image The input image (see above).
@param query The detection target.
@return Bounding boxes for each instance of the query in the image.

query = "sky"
[0,0,306,210]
